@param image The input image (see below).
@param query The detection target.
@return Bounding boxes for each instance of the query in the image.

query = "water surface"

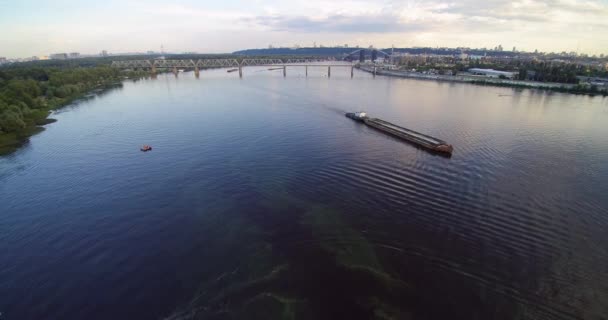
[1,66,607,319]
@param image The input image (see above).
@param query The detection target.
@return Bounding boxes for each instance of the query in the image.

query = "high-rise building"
[101,50,108,57]
[69,52,80,58]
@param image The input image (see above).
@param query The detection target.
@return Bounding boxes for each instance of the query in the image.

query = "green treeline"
[469,80,607,95]
[1,66,113,133]
[469,59,607,83]
[0,65,147,154]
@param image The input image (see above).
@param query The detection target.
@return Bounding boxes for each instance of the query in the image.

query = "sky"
[0,0,607,58]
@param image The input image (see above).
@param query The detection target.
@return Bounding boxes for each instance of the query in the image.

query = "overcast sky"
[1,0,607,58]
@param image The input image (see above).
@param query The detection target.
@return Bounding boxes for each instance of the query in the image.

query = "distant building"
[101,50,108,57]
[0,57,7,64]
[69,52,80,58]
[577,76,608,86]
[50,53,68,60]
[398,53,427,65]
[468,68,516,79]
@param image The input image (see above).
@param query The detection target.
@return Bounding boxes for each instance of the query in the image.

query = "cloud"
[1,0,608,57]
[247,0,608,35]
[251,13,428,33]
[435,0,608,23]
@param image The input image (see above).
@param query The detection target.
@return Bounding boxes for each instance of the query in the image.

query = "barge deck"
[346,112,453,154]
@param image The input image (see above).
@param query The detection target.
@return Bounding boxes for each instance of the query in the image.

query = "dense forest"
[0,63,147,154]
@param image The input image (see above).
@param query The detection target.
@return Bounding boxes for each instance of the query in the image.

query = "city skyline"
[1,0,607,59]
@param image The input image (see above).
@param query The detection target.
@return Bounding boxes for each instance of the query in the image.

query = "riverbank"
[0,115,56,155]
[0,84,113,155]
[0,67,149,156]
[358,66,608,96]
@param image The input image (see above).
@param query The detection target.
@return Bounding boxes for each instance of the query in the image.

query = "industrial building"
[468,68,517,79]
[50,53,68,60]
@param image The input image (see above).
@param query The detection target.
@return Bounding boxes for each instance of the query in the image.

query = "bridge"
[111,58,356,78]
[344,48,392,63]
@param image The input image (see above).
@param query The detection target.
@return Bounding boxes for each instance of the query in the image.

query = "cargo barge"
[346,112,453,154]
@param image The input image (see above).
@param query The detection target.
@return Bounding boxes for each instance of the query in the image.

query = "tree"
[0,108,26,132]
[518,69,527,80]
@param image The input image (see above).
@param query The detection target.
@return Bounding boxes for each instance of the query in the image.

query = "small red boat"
[140,145,152,152]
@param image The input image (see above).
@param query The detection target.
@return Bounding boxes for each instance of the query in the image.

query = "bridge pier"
[373,67,376,77]
[151,64,157,76]
[351,66,354,78]
[283,66,286,77]
[194,66,200,78]
[173,67,178,77]
[239,65,243,78]
[305,66,308,77]
[328,66,331,78]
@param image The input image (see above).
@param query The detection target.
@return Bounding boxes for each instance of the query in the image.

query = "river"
[1,66,607,319]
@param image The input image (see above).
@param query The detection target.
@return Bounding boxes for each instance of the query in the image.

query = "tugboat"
[345,111,368,122]
[140,145,152,152]
[346,112,453,155]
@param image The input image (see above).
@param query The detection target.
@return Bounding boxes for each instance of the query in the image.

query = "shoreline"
[0,81,126,156]
[358,66,607,96]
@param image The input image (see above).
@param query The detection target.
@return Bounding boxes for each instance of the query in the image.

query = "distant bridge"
[111,58,356,77]
[344,48,393,62]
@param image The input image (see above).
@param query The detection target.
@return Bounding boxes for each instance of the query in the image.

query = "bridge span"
[111,58,356,78]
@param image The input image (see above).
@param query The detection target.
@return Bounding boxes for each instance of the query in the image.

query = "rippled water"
[1,66,607,319]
